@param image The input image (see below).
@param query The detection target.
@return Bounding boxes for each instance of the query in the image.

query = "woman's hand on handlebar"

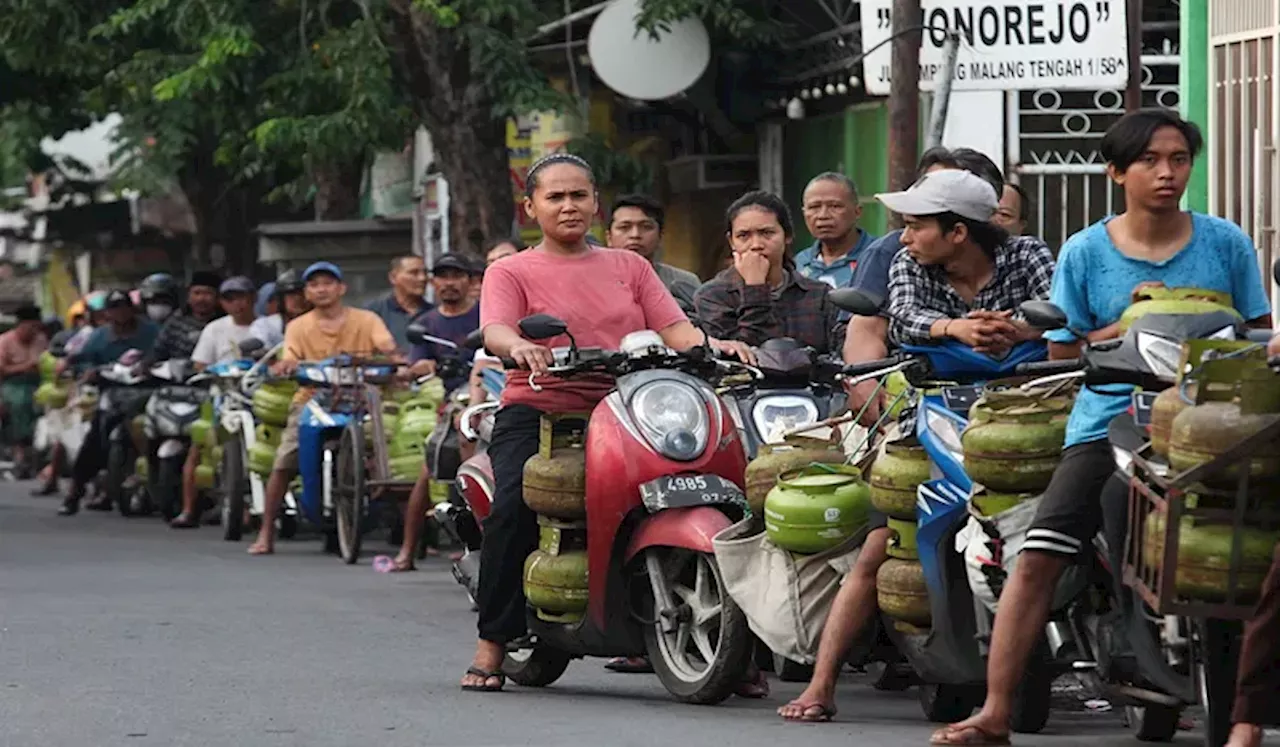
[509,340,555,375]
[708,338,757,367]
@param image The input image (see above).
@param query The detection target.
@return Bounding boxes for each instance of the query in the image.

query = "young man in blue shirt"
[794,172,877,289]
[932,110,1273,746]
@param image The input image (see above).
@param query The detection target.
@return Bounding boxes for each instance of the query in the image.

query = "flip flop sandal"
[388,558,416,573]
[735,671,770,699]
[604,657,654,674]
[780,702,837,723]
[929,725,1011,746]
[461,667,505,692]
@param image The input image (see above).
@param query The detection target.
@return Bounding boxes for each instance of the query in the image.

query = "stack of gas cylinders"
[248,380,299,477]
[961,381,1073,515]
[521,414,589,622]
[384,377,445,481]
[1144,343,1280,603]
[34,352,69,410]
[187,402,220,492]
[869,441,933,629]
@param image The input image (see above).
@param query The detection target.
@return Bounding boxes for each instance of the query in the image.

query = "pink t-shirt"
[480,247,686,412]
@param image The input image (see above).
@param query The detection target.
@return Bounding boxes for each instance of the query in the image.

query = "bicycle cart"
[1123,340,1280,747]
[296,356,429,564]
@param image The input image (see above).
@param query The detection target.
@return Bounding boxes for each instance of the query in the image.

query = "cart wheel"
[334,422,366,565]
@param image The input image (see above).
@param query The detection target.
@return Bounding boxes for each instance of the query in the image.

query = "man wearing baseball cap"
[59,289,161,515]
[171,276,259,528]
[875,168,1054,351]
[247,260,398,555]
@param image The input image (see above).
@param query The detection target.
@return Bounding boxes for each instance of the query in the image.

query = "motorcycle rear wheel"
[642,547,752,705]
[504,646,571,687]
[154,455,183,521]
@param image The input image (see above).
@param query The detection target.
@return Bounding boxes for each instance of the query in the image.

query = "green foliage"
[565,133,654,195]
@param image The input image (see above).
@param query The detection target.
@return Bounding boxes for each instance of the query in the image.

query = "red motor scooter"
[440,314,755,704]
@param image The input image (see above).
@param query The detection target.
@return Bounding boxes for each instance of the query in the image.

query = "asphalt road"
[0,484,1215,747]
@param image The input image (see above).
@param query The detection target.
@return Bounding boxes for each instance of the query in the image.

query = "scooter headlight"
[631,381,709,461]
[752,395,819,445]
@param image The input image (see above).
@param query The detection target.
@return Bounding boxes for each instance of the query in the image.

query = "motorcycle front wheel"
[334,423,367,565]
[107,439,135,517]
[221,435,247,541]
[504,646,571,687]
[154,455,184,521]
[641,547,751,705]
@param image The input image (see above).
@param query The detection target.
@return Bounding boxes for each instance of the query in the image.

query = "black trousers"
[1232,542,1280,725]
[475,404,543,644]
[71,412,109,487]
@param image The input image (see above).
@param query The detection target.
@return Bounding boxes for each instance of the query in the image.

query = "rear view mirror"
[1272,257,1280,287]
[828,288,883,317]
[406,322,427,347]
[1020,301,1069,330]
[239,338,265,356]
[519,314,569,340]
[462,329,485,350]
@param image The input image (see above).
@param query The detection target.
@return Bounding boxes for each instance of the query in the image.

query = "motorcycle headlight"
[752,395,819,445]
[631,381,709,461]
[1136,332,1185,379]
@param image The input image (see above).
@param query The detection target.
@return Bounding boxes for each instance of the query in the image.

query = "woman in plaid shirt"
[693,191,843,355]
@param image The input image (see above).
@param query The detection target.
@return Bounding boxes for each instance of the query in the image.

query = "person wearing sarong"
[0,305,49,477]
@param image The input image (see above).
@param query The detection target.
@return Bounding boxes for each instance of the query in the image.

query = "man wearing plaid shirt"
[879,170,1054,352]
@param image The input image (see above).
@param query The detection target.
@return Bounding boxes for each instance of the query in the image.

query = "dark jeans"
[475,404,543,645]
[1232,542,1280,725]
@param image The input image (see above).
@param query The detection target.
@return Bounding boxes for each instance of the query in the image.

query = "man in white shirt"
[171,276,258,528]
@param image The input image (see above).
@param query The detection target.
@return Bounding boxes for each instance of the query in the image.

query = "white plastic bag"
[956,495,1042,614]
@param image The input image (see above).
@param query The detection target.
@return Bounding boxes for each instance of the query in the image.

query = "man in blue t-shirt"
[794,172,878,289]
[394,253,481,572]
[933,111,1273,746]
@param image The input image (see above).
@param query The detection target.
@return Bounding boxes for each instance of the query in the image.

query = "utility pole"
[926,33,961,149]
[888,0,923,207]
[1125,0,1143,111]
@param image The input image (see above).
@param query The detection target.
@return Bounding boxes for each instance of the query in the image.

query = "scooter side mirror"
[828,288,884,317]
[405,322,428,347]
[239,338,265,356]
[1020,301,1070,331]
[462,328,485,350]
[1272,257,1280,287]
[519,314,569,341]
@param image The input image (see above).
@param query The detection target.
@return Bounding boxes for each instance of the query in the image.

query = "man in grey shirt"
[365,254,432,352]
[607,194,700,314]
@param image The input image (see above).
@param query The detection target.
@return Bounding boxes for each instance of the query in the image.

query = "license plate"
[942,385,983,416]
[1131,391,1158,428]
[639,474,747,513]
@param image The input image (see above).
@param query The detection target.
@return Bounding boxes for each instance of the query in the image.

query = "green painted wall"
[1181,0,1209,213]
[782,101,890,248]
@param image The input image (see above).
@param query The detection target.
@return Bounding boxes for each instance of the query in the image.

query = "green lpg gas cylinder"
[961,397,1069,493]
[251,380,297,427]
[763,465,871,554]
[869,441,931,521]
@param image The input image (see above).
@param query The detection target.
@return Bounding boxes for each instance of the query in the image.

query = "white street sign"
[859,0,1129,95]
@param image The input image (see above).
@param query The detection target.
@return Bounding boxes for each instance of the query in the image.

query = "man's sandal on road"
[778,699,836,722]
[460,667,505,692]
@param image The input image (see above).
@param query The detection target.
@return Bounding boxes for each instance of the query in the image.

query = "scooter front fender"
[456,452,493,523]
[624,506,733,562]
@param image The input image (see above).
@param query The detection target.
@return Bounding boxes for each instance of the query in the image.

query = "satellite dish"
[588,0,711,101]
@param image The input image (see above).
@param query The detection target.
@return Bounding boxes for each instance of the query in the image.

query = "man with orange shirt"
[247,261,397,556]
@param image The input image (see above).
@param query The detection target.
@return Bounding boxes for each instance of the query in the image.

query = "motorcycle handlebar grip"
[841,356,900,378]
[500,357,520,370]
[1015,358,1082,376]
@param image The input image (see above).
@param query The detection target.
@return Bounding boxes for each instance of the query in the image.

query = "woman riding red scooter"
[462,152,753,695]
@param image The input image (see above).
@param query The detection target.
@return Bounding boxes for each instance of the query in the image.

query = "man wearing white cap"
[877,168,1054,351]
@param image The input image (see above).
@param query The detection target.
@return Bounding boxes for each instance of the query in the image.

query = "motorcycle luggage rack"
[1123,415,1280,620]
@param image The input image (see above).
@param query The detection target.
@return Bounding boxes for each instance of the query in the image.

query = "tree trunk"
[312,158,365,221]
[382,0,514,257]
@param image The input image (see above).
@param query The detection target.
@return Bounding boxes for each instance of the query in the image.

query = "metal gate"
[1209,0,1280,307]
[1008,22,1181,252]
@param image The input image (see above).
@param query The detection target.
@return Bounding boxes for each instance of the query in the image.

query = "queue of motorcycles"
[30,276,1277,740]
